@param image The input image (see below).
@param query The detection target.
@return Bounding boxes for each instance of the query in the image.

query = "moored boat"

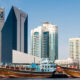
[61,67,80,78]
[0,69,55,78]
[0,58,57,78]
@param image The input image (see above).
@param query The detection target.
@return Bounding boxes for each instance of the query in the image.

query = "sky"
[0,0,80,59]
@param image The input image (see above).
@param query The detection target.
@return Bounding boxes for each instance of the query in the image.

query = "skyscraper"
[69,38,80,59]
[1,6,28,64]
[31,22,58,61]
[31,27,42,58]
[0,8,4,63]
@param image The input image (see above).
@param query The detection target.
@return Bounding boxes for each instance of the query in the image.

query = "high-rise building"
[1,6,28,64]
[31,27,42,58]
[69,38,80,59]
[0,8,4,63]
[31,22,58,61]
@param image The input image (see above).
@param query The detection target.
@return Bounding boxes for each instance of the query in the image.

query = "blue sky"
[0,0,80,59]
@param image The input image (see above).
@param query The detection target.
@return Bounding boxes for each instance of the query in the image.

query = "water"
[1,79,80,80]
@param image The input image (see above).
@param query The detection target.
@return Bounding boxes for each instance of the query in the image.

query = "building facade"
[55,58,78,67]
[1,6,28,64]
[69,38,80,59]
[0,8,4,63]
[12,50,41,64]
[31,22,58,61]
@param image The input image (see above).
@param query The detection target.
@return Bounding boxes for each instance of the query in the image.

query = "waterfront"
[0,0,80,79]
[1,79,80,80]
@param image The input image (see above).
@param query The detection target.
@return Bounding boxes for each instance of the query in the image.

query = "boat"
[61,66,80,78]
[0,67,56,78]
[0,58,57,78]
[0,68,55,78]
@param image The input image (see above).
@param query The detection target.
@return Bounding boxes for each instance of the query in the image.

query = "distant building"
[55,58,78,67]
[69,38,80,59]
[31,22,58,61]
[0,8,4,63]
[1,6,28,64]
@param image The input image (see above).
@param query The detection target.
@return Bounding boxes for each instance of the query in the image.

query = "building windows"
[31,23,58,61]
[70,39,80,59]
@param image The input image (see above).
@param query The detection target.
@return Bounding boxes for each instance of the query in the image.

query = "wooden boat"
[61,67,80,78]
[0,59,57,78]
[0,68,56,78]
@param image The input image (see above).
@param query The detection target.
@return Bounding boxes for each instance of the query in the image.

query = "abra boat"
[0,58,56,78]
[0,69,55,78]
[61,67,80,78]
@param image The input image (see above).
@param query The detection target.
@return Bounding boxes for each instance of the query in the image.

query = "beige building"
[69,38,80,59]
[12,50,41,64]
[55,58,78,66]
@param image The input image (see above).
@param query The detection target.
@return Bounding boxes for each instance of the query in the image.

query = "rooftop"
[42,22,50,24]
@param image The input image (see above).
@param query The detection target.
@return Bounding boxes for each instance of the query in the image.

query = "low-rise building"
[12,50,41,65]
[55,58,79,67]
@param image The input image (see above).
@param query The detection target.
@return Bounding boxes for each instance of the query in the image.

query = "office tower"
[31,22,58,61]
[1,6,28,64]
[31,27,42,58]
[0,8,4,63]
[69,38,80,59]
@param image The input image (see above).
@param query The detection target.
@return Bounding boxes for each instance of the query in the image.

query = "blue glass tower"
[1,6,28,64]
[42,32,49,58]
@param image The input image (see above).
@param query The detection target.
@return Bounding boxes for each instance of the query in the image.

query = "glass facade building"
[1,6,28,64]
[31,27,42,57]
[31,22,58,61]
[42,32,49,58]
